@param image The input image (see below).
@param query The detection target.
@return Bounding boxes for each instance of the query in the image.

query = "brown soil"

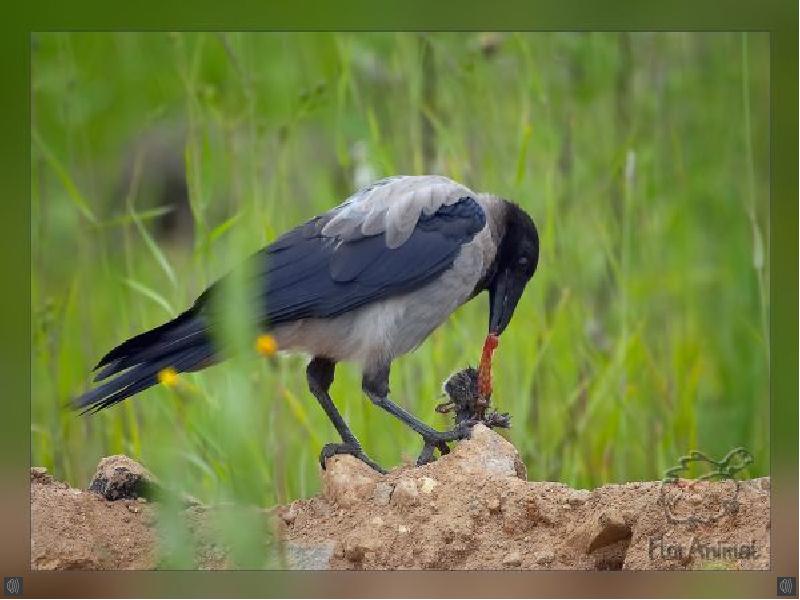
[30,425,770,570]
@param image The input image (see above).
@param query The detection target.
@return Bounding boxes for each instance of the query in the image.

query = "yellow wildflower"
[157,367,179,388]
[256,334,278,357]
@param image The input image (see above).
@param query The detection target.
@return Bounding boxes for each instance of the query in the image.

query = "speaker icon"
[778,576,797,597]
[3,577,22,596]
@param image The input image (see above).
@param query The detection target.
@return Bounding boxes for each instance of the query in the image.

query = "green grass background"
[31,32,769,525]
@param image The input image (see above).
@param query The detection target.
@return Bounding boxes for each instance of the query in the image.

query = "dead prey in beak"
[432,333,511,459]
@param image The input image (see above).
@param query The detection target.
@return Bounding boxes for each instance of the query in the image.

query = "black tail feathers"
[74,309,214,414]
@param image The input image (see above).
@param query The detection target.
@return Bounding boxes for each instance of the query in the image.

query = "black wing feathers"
[74,309,212,413]
[259,196,485,325]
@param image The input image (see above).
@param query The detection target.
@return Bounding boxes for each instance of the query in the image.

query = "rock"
[322,455,379,508]
[419,476,438,494]
[88,455,157,501]
[589,512,632,552]
[450,424,527,479]
[373,482,393,506]
[502,550,522,567]
[535,550,555,566]
[568,490,590,506]
[390,478,419,508]
[31,467,52,483]
[284,541,335,569]
[279,505,298,525]
[569,510,632,554]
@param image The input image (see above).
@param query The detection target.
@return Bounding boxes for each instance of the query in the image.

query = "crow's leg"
[306,357,385,473]
[362,365,472,466]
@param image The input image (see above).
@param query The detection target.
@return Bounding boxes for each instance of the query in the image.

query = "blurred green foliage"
[31,32,769,543]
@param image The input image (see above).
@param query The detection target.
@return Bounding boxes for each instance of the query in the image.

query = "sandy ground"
[31,425,770,570]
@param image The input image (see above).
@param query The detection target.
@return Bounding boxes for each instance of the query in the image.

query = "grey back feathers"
[322,175,477,249]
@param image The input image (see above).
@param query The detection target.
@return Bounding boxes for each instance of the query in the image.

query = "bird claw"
[415,422,475,466]
[319,442,386,474]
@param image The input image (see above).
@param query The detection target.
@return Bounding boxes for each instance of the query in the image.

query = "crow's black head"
[487,201,539,335]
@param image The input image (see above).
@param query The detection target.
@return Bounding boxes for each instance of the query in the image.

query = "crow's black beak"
[488,268,526,336]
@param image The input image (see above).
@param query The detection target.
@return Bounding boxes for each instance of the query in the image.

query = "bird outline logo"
[659,447,753,526]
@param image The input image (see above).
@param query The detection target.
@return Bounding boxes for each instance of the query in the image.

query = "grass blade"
[123,277,175,316]
[32,130,98,225]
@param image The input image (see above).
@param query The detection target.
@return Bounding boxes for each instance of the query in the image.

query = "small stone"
[535,550,555,566]
[588,511,632,553]
[280,506,298,525]
[136,496,147,504]
[284,541,335,570]
[565,508,633,555]
[371,516,384,526]
[88,455,158,501]
[31,467,51,482]
[419,477,438,494]
[486,495,501,513]
[373,482,393,506]
[502,551,522,567]
[568,490,590,506]
[468,498,484,517]
[127,504,139,514]
[451,424,527,479]
[391,478,419,508]
[398,524,409,534]
[321,455,379,508]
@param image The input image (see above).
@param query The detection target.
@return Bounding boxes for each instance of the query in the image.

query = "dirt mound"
[30,467,156,570]
[30,426,770,570]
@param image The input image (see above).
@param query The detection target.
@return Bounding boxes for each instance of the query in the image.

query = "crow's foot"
[319,442,386,474]
[416,421,476,466]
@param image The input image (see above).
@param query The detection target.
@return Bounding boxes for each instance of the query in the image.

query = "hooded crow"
[75,175,539,472]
